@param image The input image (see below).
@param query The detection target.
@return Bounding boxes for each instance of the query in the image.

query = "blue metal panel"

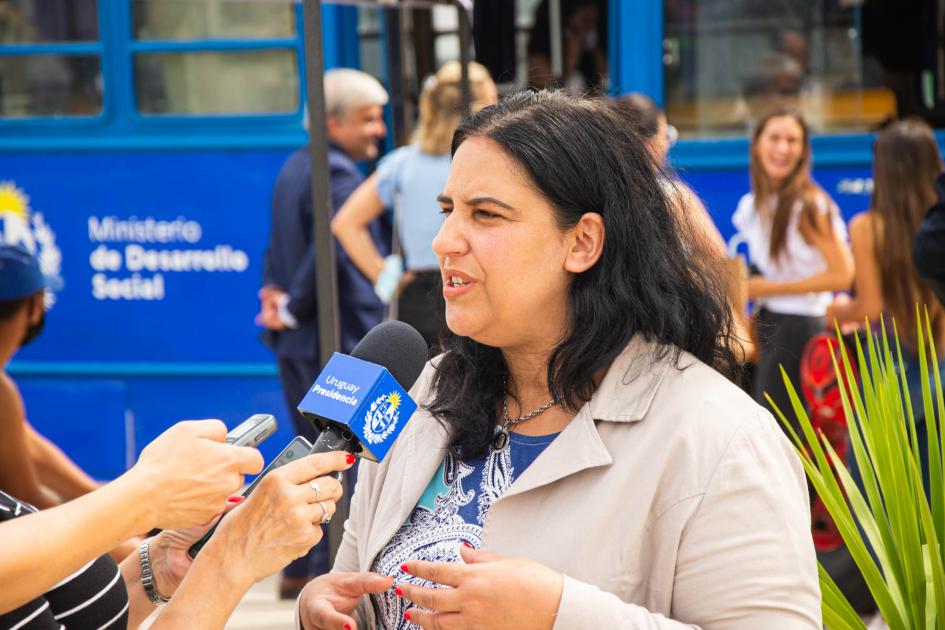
[19,378,130,480]
[8,363,277,377]
[127,376,294,471]
[0,133,307,152]
[0,150,290,366]
[609,0,663,101]
[127,39,298,53]
[17,375,292,480]
[321,4,361,71]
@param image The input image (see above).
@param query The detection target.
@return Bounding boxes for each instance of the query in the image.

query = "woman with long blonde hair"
[332,61,497,350]
[827,119,945,448]
[734,108,854,423]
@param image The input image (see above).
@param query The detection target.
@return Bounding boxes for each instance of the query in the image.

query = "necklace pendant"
[492,429,510,451]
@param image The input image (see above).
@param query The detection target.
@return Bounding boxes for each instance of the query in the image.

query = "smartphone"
[226,413,277,448]
[239,434,313,498]
[187,434,313,558]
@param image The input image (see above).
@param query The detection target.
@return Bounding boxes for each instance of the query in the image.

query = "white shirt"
[733,192,847,317]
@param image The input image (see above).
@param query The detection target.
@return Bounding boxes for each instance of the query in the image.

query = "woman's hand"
[397,545,563,630]
[298,572,395,630]
[203,451,354,586]
[125,420,264,530]
[148,496,244,597]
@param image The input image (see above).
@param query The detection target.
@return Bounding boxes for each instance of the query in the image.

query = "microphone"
[301,320,428,461]
[186,321,427,559]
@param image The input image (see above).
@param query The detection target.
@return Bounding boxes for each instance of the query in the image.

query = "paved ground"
[142,574,298,629]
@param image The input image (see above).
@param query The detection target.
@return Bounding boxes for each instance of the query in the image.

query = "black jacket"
[915,172,945,308]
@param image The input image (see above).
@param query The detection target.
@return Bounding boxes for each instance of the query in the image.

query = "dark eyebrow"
[436,194,517,212]
[468,196,517,211]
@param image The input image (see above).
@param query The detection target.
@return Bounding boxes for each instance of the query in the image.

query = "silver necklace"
[492,380,557,451]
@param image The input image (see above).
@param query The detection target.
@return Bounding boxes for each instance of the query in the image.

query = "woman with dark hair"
[735,109,853,422]
[827,118,945,475]
[299,92,819,629]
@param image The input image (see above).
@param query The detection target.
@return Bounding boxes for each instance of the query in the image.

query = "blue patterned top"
[371,429,559,629]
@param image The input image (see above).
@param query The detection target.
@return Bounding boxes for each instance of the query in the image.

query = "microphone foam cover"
[350,320,429,391]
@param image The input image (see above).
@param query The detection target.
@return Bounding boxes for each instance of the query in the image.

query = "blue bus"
[2,0,943,482]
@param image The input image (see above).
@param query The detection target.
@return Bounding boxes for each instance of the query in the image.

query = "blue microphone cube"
[298,353,418,462]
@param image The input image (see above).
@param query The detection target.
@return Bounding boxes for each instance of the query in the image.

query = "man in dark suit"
[257,69,389,595]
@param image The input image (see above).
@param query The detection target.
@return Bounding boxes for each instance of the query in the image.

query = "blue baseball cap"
[0,245,48,301]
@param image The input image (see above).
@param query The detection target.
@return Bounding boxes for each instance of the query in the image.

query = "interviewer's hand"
[149,496,244,597]
[299,572,394,630]
[126,420,263,530]
[397,545,562,630]
[205,451,354,586]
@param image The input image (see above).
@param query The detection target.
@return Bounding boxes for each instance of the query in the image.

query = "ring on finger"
[318,500,332,525]
[308,480,321,502]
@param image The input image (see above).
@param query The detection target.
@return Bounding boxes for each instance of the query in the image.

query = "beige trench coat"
[301,337,821,629]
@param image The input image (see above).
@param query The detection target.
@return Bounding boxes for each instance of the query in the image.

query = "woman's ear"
[27,292,45,325]
[564,212,605,273]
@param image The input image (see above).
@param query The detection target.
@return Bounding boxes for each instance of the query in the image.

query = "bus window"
[663,1,943,137]
[0,0,102,118]
[131,0,299,115]
[131,0,295,40]
[0,0,98,42]
[134,50,298,115]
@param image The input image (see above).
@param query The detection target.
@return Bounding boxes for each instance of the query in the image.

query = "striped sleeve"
[0,491,129,629]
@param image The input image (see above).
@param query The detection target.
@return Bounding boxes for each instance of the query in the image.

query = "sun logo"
[0,181,29,220]
[0,181,63,308]
[364,390,403,444]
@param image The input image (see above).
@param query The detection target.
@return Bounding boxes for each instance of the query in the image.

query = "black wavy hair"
[426,90,735,459]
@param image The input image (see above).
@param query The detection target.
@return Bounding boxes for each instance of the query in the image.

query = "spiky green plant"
[771,309,945,630]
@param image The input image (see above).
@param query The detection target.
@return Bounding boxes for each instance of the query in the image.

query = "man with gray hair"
[257,68,389,597]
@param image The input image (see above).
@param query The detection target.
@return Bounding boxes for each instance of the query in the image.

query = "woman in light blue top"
[332,62,497,351]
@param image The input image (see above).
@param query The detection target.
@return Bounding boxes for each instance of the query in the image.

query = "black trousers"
[753,308,824,435]
[277,356,329,579]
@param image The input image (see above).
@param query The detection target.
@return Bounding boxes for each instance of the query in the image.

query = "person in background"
[527,0,608,93]
[0,245,101,508]
[915,171,945,309]
[0,417,352,629]
[331,61,498,351]
[299,91,819,630]
[827,118,945,479]
[615,93,754,367]
[257,68,389,597]
[734,108,853,425]
[615,93,725,258]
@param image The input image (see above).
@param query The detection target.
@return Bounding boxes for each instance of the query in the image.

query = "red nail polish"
[394,586,403,597]
[400,563,409,573]
[404,611,412,621]
[462,541,472,548]
[346,453,356,465]
[227,496,244,503]
[344,625,351,630]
